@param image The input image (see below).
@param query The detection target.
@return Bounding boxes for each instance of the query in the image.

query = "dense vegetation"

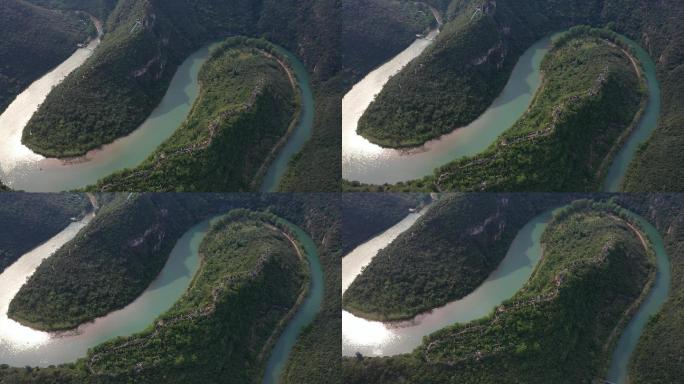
[343,200,655,383]
[0,0,92,112]
[343,193,573,320]
[0,193,89,273]
[17,0,339,191]
[0,193,340,383]
[620,2,684,191]
[347,0,684,191]
[260,0,341,192]
[89,38,297,192]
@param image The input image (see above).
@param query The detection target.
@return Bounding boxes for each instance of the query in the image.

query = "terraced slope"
[0,0,92,112]
[90,38,297,192]
[0,194,340,384]
[342,193,571,321]
[343,201,655,383]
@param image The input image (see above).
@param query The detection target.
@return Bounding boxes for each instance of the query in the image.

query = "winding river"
[0,37,312,192]
[342,204,671,384]
[262,218,324,384]
[0,214,210,366]
[605,211,670,383]
[602,36,661,192]
[343,28,661,189]
[259,48,315,193]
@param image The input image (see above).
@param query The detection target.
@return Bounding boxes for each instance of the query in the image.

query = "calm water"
[0,44,216,192]
[603,36,662,192]
[259,48,315,192]
[262,219,324,384]
[606,212,670,383]
[0,216,210,366]
[341,208,554,356]
[342,33,551,184]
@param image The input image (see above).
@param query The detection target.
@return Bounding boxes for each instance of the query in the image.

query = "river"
[262,218,324,383]
[342,32,551,184]
[605,211,670,383]
[602,36,662,192]
[0,38,312,192]
[0,42,217,192]
[259,48,316,193]
[0,215,210,366]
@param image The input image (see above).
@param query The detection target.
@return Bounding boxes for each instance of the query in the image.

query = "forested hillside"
[0,0,92,112]
[24,0,116,19]
[343,200,655,383]
[428,29,643,191]
[89,38,297,192]
[343,193,572,320]
[82,211,307,383]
